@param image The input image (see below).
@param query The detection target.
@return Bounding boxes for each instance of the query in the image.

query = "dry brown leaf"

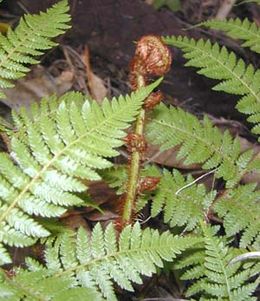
[144,0,154,4]
[87,209,118,222]
[1,65,73,109]
[62,214,91,233]
[81,46,107,103]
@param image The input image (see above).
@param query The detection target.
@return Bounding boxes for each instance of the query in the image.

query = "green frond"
[151,169,216,230]
[101,164,162,212]
[176,224,258,301]
[0,223,197,301]
[102,165,216,230]
[203,18,260,54]
[146,103,256,186]
[163,36,260,138]
[101,165,128,195]
[10,91,85,140]
[215,183,260,248]
[0,269,103,301]
[0,0,71,98]
[0,81,160,265]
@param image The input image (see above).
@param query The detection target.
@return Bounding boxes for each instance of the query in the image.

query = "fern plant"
[150,169,216,231]
[0,1,259,300]
[215,184,260,248]
[147,102,258,187]
[162,35,260,137]
[0,79,160,265]
[0,0,71,98]
[203,18,260,54]
[0,223,198,301]
[175,223,259,301]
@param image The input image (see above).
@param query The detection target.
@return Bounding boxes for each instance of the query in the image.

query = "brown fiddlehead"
[118,35,172,227]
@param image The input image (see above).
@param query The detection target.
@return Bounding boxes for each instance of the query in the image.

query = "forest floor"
[0,0,260,300]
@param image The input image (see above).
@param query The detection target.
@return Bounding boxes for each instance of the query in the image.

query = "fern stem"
[121,36,172,225]
[122,75,146,224]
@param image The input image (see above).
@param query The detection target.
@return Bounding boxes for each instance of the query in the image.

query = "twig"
[229,251,260,265]
[215,0,237,20]
[175,168,218,195]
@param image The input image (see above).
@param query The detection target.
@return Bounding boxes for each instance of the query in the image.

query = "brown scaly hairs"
[115,35,172,229]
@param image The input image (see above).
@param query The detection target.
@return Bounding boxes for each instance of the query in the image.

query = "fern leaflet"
[146,103,256,186]
[163,36,260,138]
[10,91,85,140]
[0,0,71,98]
[203,18,260,54]
[0,223,197,301]
[0,80,160,265]
[102,165,216,230]
[175,224,258,301]
[101,164,162,212]
[151,169,216,230]
[215,183,260,248]
[0,269,102,301]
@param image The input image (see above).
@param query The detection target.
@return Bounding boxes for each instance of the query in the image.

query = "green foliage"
[101,164,162,212]
[215,183,260,248]
[102,165,216,231]
[175,224,258,301]
[9,91,85,140]
[203,18,260,54]
[0,0,71,98]
[0,81,159,265]
[146,103,256,187]
[163,35,260,138]
[0,1,259,300]
[0,223,196,301]
[101,164,128,195]
[0,269,102,301]
[151,169,216,230]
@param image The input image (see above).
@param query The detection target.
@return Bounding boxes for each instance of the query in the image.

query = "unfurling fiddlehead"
[119,35,172,227]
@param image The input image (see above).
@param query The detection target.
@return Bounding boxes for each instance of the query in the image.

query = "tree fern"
[203,18,260,54]
[0,223,197,301]
[146,103,256,187]
[0,0,71,98]
[0,80,160,265]
[215,183,260,248]
[151,169,216,231]
[163,36,260,137]
[175,224,259,301]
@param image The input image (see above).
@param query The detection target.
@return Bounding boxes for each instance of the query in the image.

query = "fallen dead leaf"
[87,209,118,222]
[1,65,73,109]
[144,0,154,4]
[81,46,107,103]
[62,214,91,233]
